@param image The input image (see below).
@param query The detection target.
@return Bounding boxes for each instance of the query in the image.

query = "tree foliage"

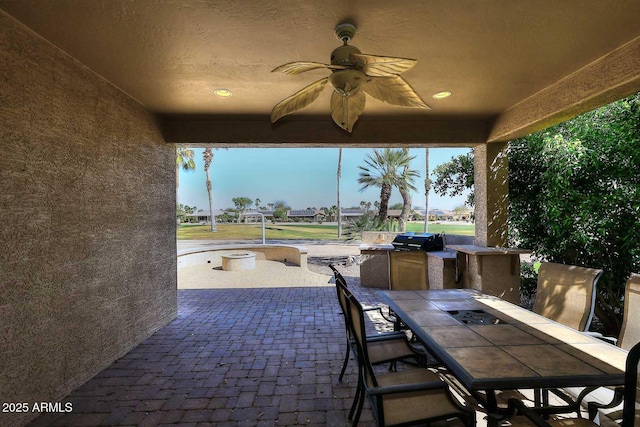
[432,152,474,207]
[273,200,291,221]
[232,196,254,223]
[357,148,419,230]
[176,148,196,171]
[430,92,640,335]
[509,92,640,334]
[175,148,196,189]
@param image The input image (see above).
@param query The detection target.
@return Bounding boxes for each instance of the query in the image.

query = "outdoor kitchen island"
[447,244,530,304]
[360,235,529,304]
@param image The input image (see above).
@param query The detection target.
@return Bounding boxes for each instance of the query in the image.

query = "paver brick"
[28,282,402,427]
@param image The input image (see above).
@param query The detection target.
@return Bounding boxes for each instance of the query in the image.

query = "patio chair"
[531,263,603,412]
[330,263,413,334]
[346,291,476,427]
[617,273,640,351]
[330,263,397,324]
[554,273,640,420]
[582,272,640,349]
[532,262,603,332]
[331,264,426,382]
[506,339,640,427]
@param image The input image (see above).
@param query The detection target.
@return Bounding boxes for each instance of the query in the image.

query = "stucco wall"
[0,11,177,427]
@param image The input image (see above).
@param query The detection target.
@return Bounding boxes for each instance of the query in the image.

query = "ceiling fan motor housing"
[329,69,365,96]
[330,44,361,66]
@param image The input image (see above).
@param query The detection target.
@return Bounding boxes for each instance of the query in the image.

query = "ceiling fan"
[270,23,430,133]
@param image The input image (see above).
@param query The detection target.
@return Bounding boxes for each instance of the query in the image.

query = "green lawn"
[407,222,475,236]
[177,222,475,240]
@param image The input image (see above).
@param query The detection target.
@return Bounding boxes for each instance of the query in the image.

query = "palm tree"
[396,150,420,232]
[203,148,216,232]
[424,148,431,232]
[176,148,196,188]
[358,148,417,224]
[337,148,343,238]
[329,205,338,222]
[255,198,261,211]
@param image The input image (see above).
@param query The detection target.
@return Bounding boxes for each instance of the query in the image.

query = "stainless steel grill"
[391,233,444,252]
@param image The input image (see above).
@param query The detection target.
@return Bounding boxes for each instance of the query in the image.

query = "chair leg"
[349,373,365,427]
[339,344,350,382]
[464,408,477,427]
[351,384,365,427]
[348,379,361,420]
[534,388,542,407]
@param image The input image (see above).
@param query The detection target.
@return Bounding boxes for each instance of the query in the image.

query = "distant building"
[340,209,365,219]
[428,208,473,221]
[182,209,226,223]
[180,206,472,223]
[287,209,325,221]
[257,210,275,220]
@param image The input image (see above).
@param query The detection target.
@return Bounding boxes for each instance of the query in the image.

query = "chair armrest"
[582,331,618,345]
[587,386,624,420]
[362,305,397,323]
[368,380,447,396]
[365,331,407,342]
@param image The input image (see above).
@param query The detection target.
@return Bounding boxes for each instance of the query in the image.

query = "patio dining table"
[377,288,628,427]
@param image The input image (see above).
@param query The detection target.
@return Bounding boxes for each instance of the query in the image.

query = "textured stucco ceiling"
[2,0,640,142]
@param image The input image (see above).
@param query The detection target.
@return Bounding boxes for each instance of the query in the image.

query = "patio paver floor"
[28,278,389,427]
[26,249,559,427]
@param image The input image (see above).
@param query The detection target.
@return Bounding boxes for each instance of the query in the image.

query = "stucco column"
[474,142,509,247]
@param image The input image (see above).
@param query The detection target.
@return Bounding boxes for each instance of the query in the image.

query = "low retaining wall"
[178,244,308,270]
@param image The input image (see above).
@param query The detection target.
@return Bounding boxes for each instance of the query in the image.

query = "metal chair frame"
[345,291,476,427]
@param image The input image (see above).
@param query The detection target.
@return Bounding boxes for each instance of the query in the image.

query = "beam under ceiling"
[488,35,640,143]
[161,116,488,147]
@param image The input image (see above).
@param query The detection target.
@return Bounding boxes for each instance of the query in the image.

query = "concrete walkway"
[177,240,361,258]
[177,240,361,289]
[178,260,334,289]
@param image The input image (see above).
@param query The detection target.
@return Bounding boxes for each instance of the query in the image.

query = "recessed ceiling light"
[213,88,233,97]
[432,91,452,99]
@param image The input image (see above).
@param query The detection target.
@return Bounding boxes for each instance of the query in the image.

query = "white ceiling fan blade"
[330,90,366,133]
[363,75,430,109]
[350,53,418,77]
[271,77,329,123]
[272,61,346,75]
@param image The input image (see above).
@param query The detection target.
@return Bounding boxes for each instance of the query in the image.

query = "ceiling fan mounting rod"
[335,23,356,44]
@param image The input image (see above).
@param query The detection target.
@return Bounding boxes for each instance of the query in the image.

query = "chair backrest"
[332,266,352,336]
[330,264,350,291]
[329,263,341,278]
[622,341,640,427]
[619,273,640,351]
[330,265,350,316]
[532,262,603,331]
[346,293,379,389]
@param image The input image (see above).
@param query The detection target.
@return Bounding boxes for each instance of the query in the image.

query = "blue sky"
[177,148,471,212]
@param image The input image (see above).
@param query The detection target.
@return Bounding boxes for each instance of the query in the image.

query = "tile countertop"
[446,244,531,255]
